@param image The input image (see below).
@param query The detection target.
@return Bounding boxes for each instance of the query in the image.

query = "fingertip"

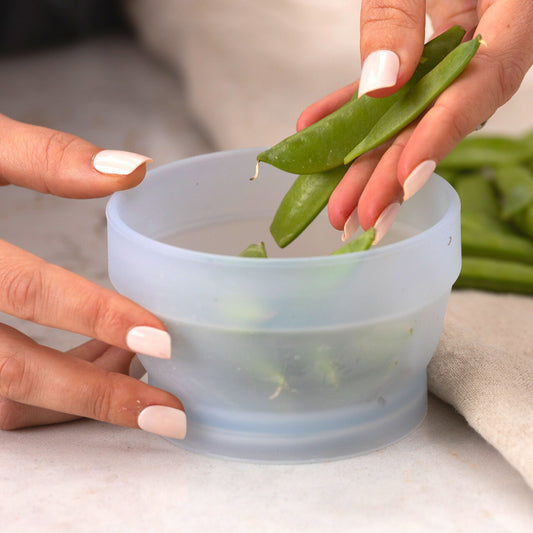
[93,149,152,177]
[358,50,400,98]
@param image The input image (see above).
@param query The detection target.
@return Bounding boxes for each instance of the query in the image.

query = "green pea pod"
[438,135,533,170]
[270,165,347,248]
[461,221,533,265]
[331,228,376,255]
[511,204,533,240]
[455,256,533,294]
[492,165,533,220]
[344,35,482,165]
[239,242,268,258]
[454,173,500,218]
[257,26,466,175]
[460,211,514,236]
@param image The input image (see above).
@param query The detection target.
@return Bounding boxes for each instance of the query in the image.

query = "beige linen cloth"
[431,291,533,489]
[125,0,533,488]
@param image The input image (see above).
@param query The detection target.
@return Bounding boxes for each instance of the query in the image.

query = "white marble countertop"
[1,36,533,532]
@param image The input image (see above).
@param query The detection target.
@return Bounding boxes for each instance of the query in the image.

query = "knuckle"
[0,261,44,322]
[475,48,527,109]
[88,372,126,423]
[495,55,527,104]
[89,296,126,341]
[431,100,469,145]
[0,353,30,401]
[40,130,81,193]
[0,398,23,431]
[363,1,420,30]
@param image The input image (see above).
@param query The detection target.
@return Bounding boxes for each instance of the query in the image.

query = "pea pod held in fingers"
[344,35,482,165]
[270,165,348,248]
[257,26,466,175]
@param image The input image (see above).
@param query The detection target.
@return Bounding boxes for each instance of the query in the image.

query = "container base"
[149,372,428,464]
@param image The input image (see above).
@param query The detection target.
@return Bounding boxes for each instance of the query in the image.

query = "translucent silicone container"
[106,147,461,463]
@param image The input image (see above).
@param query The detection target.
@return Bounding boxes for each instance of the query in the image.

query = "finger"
[356,126,417,243]
[296,82,358,131]
[0,324,186,438]
[0,114,152,198]
[0,340,139,429]
[426,0,478,37]
[0,239,171,360]
[359,0,427,97]
[398,0,533,195]
[328,141,390,232]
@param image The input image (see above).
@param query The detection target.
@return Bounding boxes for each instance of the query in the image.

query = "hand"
[0,114,186,440]
[297,0,533,242]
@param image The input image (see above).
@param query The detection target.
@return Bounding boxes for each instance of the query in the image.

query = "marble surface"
[1,36,533,532]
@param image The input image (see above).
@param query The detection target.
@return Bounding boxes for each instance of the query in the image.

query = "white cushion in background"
[126,0,361,149]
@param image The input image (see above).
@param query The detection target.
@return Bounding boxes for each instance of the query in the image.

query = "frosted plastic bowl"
[106,147,461,463]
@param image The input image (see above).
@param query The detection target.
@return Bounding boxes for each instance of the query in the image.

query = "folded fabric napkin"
[429,290,533,489]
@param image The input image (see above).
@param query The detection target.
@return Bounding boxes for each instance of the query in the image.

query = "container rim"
[106,148,460,268]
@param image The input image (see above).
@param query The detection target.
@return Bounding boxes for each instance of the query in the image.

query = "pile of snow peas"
[437,130,533,294]
[244,26,482,258]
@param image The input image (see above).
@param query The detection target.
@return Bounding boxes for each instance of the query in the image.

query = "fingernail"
[93,149,152,175]
[342,208,359,242]
[373,203,401,244]
[358,50,400,98]
[403,160,436,201]
[138,405,187,439]
[126,326,171,359]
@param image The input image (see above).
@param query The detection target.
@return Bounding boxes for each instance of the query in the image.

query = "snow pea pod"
[270,165,347,248]
[455,257,533,294]
[461,215,533,265]
[493,165,533,220]
[438,134,533,170]
[511,204,533,240]
[239,242,268,258]
[344,35,482,164]
[454,173,500,218]
[331,228,376,255]
[257,26,466,175]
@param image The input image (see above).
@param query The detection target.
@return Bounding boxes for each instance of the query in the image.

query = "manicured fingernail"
[138,405,187,439]
[373,203,401,244]
[358,50,400,98]
[126,326,171,359]
[93,149,152,175]
[342,208,359,242]
[403,160,436,201]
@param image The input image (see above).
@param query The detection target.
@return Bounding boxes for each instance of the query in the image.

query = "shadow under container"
[106,147,461,463]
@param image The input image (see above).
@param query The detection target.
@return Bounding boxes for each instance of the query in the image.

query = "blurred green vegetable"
[438,129,533,294]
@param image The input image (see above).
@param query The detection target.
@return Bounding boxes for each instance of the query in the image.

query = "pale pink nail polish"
[403,160,436,201]
[342,208,359,242]
[138,405,187,439]
[126,326,171,359]
[358,50,400,98]
[93,149,152,175]
[373,203,401,244]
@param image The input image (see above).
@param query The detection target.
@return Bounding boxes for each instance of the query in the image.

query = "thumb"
[0,114,152,198]
[359,0,427,97]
